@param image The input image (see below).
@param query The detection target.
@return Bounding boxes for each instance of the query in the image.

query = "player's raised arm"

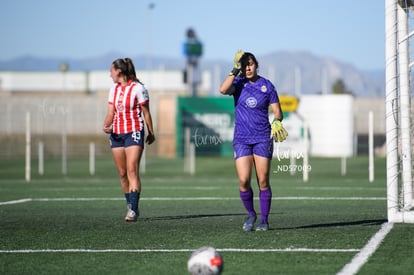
[219,50,244,95]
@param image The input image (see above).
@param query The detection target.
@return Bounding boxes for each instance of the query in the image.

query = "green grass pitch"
[1,156,414,274]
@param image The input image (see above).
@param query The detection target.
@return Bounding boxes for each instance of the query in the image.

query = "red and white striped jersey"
[108,80,149,134]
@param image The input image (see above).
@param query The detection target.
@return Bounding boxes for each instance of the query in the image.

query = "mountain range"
[0,51,385,97]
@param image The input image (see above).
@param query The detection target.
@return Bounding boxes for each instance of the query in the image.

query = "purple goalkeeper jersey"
[232,75,279,143]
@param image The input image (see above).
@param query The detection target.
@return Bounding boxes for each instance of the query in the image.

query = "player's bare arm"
[141,102,155,144]
[219,76,236,95]
[103,104,115,133]
[270,102,283,121]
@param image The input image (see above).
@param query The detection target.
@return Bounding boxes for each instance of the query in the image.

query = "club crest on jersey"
[117,104,124,111]
[246,97,257,108]
[261,85,267,92]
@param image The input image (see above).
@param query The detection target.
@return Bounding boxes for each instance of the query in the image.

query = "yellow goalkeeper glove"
[271,119,288,142]
[229,50,244,76]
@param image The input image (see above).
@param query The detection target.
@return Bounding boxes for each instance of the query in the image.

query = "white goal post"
[385,0,414,222]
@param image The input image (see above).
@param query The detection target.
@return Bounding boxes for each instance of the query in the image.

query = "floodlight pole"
[183,28,203,97]
[146,3,155,70]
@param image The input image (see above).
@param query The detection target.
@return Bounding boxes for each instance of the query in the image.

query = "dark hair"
[240,52,259,75]
[112,58,143,84]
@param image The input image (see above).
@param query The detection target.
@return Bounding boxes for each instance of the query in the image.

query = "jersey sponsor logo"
[245,97,257,108]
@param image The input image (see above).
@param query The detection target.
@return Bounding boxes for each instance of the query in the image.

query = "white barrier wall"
[297,94,354,157]
[0,70,211,94]
[0,72,88,92]
[0,96,108,135]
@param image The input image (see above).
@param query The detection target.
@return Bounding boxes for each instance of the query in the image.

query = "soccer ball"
[187,246,224,275]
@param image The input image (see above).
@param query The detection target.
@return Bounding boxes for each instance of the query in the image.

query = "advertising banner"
[176,97,234,156]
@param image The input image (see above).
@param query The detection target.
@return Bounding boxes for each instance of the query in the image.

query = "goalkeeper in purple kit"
[220,51,288,231]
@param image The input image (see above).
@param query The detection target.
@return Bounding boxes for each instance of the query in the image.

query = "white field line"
[336,222,394,275]
[0,198,32,205]
[0,248,359,254]
[295,186,385,191]
[0,177,236,184]
[0,196,386,206]
[0,177,376,183]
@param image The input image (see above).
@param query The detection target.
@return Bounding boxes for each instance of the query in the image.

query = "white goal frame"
[385,0,414,223]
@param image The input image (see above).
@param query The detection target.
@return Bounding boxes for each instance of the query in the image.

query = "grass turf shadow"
[277,219,387,230]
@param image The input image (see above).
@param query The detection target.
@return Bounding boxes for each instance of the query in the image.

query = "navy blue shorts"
[233,139,273,160]
[109,131,144,148]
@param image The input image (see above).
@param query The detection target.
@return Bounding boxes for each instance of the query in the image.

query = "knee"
[127,168,138,178]
[119,170,128,181]
[258,179,270,190]
[239,179,251,191]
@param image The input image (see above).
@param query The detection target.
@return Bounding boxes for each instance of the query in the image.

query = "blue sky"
[0,0,384,70]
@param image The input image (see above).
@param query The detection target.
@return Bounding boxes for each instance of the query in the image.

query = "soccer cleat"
[242,215,257,232]
[125,209,138,222]
[255,221,269,231]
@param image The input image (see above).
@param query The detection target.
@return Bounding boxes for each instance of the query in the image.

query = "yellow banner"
[279,95,299,112]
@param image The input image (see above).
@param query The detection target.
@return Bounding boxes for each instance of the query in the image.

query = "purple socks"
[259,188,272,223]
[240,189,256,217]
[240,188,272,223]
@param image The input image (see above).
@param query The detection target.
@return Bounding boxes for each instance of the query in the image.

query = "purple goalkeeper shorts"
[233,139,273,160]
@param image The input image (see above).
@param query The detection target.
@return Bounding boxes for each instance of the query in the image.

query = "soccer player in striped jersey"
[220,51,287,231]
[103,58,155,222]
